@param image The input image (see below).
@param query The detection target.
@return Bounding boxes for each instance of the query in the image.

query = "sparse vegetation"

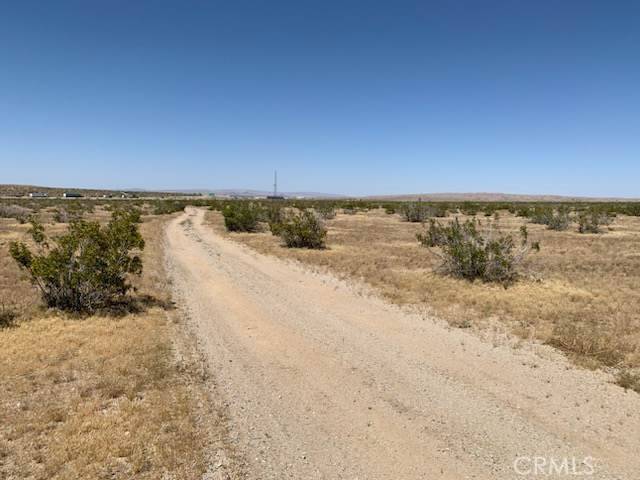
[9,211,145,312]
[416,218,447,247]
[222,202,261,232]
[0,210,228,479]
[401,201,446,222]
[419,218,539,284]
[0,304,17,328]
[277,210,327,249]
[577,209,613,234]
[315,204,336,220]
[0,204,31,223]
[204,206,640,377]
[546,207,571,231]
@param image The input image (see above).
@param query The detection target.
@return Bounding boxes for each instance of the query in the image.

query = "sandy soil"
[166,208,640,480]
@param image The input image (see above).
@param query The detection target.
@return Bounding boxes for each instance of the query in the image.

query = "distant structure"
[29,192,48,198]
[267,170,284,200]
[62,192,83,198]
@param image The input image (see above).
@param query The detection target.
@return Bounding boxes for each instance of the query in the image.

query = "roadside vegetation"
[3,195,640,403]
[0,206,231,479]
[417,218,539,284]
[10,211,144,312]
[204,199,640,392]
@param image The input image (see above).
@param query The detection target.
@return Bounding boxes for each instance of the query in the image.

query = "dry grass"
[206,208,640,375]
[0,212,231,479]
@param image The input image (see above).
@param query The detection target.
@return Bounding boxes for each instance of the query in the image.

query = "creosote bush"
[222,202,261,232]
[277,211,327,249]
[546,208,571,231]
[315,204,336,220]
[577,210,612,234]
[416,219,447,247]
[419,218,539,284]
[9,211,144,312]
[401,202,446,222]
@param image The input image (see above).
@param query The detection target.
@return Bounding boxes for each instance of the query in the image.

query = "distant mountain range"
[364,192,640,202]
[1,185,637,202]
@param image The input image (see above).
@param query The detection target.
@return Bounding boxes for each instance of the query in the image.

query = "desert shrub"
[263,205,285,235]
[622,203,640,216]
[277,211,327,249]
[515,206,531,218]
[459,202,480,216]
[530,206,553,225]
[0,204,31,223]
[546,207,571,231]
[384,204,397,215]
[53,207,85,223]
[315,204,336,220]
[421,218,539,284]
[222,202,261,232]
[9,211,145,312]
[401,202,446,222]
[577,210,612,234]
[342,207,357,215]
[416,219,447,247]
[0,304,17,328]
[152,200,187,215]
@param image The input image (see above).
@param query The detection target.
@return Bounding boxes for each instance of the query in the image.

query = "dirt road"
[166,208,640,479]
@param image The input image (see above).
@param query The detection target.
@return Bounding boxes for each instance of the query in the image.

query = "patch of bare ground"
[205,208,640,382]
[0,213,239,479]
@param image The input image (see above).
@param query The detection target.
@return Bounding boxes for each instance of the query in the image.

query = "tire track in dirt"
[166,207,640,480]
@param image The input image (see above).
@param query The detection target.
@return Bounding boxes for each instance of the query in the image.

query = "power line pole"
[273,170,278,197]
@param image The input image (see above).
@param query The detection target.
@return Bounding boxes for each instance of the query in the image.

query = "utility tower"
[267,170,284,199]
[273,170,278,197]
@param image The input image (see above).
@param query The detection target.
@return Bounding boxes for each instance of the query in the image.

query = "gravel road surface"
[166,207,640,479]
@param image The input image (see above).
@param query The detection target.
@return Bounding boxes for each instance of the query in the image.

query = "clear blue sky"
[1,1,638,196]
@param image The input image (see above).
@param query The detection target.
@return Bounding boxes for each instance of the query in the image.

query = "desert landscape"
[3,2,639,478]
[1,196,639,478]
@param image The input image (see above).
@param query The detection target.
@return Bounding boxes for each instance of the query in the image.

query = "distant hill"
[3,185,637,202]
[364,192,640,202]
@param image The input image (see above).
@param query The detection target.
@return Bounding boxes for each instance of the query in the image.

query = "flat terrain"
[0,209,235,479]
[208,207,640,373]
[167,207,640,479]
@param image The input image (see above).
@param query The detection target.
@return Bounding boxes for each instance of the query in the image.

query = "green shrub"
[264,205,285,235]
[530,206,553,225]
[577,210,612,234]
[459,202,480,216]
[546,208,571,231]
[222,202,261,232]
[9,211,144,312]
[416,219,447,247]
[315,204,336,220]
[420,218,539,284]
[515,206,531,218]
[278,211,327,249]
[401,202,446,222]
[152,200,187,215]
